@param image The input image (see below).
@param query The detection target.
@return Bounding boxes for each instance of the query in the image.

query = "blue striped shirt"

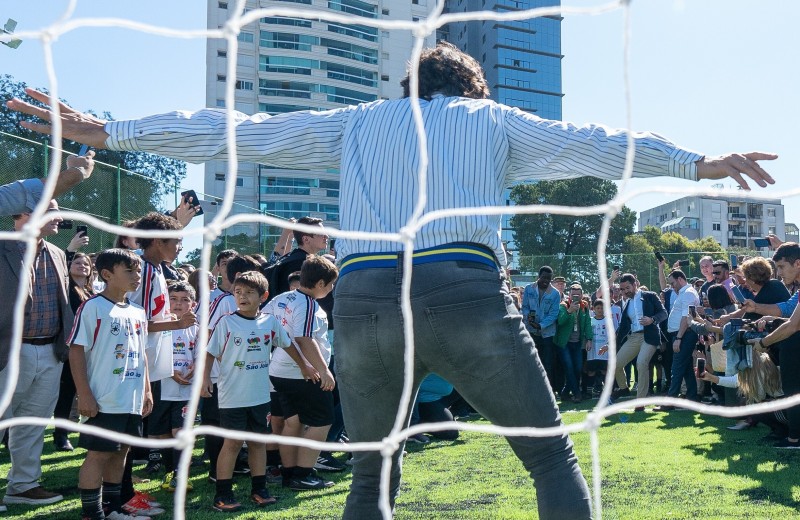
[105,95,703,264]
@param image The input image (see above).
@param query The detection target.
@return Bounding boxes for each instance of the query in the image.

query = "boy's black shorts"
[201,383,220,425]
[270,376,334,427]
[219,402,270,435]
[586,359,608,373]
[149,397,189,435]
[78,412,143,452]
[269,391,283,418]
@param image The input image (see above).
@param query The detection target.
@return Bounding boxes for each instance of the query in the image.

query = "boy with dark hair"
[210,250,239,302]
[68,249,155,520]
[203,255,262,483]
[201,271,296,512]
[267,256,338,490]
[265,216,328,302]
[126,213,196,514]
[159,281,199,492]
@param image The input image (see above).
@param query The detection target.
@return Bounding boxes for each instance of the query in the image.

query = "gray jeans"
[0,342,63,494]
[334,259,592,519]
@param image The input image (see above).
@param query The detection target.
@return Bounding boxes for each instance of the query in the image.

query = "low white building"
[638,195,786,249]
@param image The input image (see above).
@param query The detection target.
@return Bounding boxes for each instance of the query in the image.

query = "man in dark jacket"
[611,273,667,401]
[265,216,328,302]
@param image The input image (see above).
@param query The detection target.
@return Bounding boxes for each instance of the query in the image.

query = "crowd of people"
[1,40,785,520]
[512,248,800,449]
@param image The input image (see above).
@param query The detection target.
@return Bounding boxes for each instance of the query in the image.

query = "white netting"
[2,1,800,519]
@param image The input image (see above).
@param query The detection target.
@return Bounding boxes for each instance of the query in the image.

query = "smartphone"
[57,219,73,230]
[689,305,697,318]
[731,285,746,304]
[753,238,770,248]
[76,224,88,236]
[78,144,90,156]
[329,238,336,250]
[678,259,690,267]
[613,264,620,272]
[654,251,665,263]
[696,358,706,376]
[180,189,204,215]
[729,253,738,269]
[703,307,713,318]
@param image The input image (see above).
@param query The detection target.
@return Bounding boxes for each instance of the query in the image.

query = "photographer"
[742,243,800,449]
[554,284,592,403]
[691,284,737,406]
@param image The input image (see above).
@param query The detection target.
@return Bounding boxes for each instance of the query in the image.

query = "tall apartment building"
[638,195,787,249]
[205,0,562,258]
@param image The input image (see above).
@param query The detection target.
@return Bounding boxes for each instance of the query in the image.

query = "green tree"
[510,177,637,287]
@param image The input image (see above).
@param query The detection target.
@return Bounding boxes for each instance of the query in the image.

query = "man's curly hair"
[400,41,490,100]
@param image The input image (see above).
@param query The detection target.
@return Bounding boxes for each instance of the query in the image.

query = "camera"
[732,318,786,349]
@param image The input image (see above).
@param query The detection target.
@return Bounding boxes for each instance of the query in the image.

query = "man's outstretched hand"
[6,88,109,149]
[696,152,777,190]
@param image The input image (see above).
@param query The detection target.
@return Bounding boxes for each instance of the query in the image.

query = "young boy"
[158,281,200,492]
[201,271,296,512]
[267,256,338,491]
[130,213,197,485]
[587,300,610,396]
[68,249,153,520]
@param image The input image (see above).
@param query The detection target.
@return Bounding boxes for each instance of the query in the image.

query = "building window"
[381,74,389,81]
[236,178,244,187]
[713,223,721,231]
[382,8,389,15]
[235,80,253,90]
[237,31,254,44]
[217,74,226,82]
[217,50,227,58]
[218,2,228,9]
[767,208,777,217]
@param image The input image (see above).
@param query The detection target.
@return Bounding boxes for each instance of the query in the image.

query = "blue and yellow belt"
[339,242,500,278]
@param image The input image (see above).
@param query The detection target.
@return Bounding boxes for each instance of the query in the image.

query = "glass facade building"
[205,1,561,262]
[441,0,563,267]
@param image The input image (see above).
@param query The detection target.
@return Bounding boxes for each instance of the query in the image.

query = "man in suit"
[0,199,73,506]
[611,273,667,404]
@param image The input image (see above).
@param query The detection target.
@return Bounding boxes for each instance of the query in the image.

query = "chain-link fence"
[1,131,290,257]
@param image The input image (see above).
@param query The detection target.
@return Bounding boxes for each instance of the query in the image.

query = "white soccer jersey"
[267,290,331,380]
[128,259,173,381]
[161,325,199,401]
[589,316,610,361]
[206,312,292,409]
[67,295,149,414]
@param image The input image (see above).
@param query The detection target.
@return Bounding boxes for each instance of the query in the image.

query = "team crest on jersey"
[189,340,195,351]
[234,336,242,346]
[110,319,121,336]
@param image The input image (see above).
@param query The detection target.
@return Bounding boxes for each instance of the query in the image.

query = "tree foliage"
[509,177,637,287]
[0,74,186,210]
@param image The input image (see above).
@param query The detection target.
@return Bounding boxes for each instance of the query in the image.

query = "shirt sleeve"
[104,106,353,170]
[503,107,703,183]
[206,319,227,359]
[539,291,560,329]
[289,297,317,339]
[272,321,293,350]
[0,179,44,216]
[777,292,798,318]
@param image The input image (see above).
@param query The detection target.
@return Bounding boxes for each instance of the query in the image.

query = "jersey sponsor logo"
[233,360,245,370]
[113,367,124,375]
[245,359,269,370]
[110,319,121,336]
[246,334,261,352]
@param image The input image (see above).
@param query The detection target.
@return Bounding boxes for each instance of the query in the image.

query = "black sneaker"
[143,460,164,475]
[288,473,334,491]
[265,465,282,484]
[611,388,631,399]
[250,487,278,507]
[212,493,241,513]
[774,438,800,449]
[314,452,346,472]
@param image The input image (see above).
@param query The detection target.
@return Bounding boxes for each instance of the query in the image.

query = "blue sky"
[3,0,798,258]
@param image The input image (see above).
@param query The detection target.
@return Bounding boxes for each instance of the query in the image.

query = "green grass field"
[2,401,799,519]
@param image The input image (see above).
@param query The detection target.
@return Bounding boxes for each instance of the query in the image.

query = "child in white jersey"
[267,256,338,491]
[587,300,610,396]
[201,271,296,513]
[69,249,151,520]
[158,281,200,492]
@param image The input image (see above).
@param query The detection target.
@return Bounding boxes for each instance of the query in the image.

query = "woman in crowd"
[52,252,95,451]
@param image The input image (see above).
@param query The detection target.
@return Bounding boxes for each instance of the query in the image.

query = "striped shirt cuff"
[668,148,704,181]
[104,120,141,152]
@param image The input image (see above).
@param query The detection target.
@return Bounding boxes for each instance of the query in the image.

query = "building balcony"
[728,231,746,238]
[728,213,747,220]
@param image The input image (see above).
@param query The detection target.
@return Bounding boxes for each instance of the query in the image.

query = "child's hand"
[78,393,99,418]
[142,389,153,417]
[172,373,191,385]
[201,378,213,398]
[177,311,197,328]
[319,369,336,392]
[299,363,320,383]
